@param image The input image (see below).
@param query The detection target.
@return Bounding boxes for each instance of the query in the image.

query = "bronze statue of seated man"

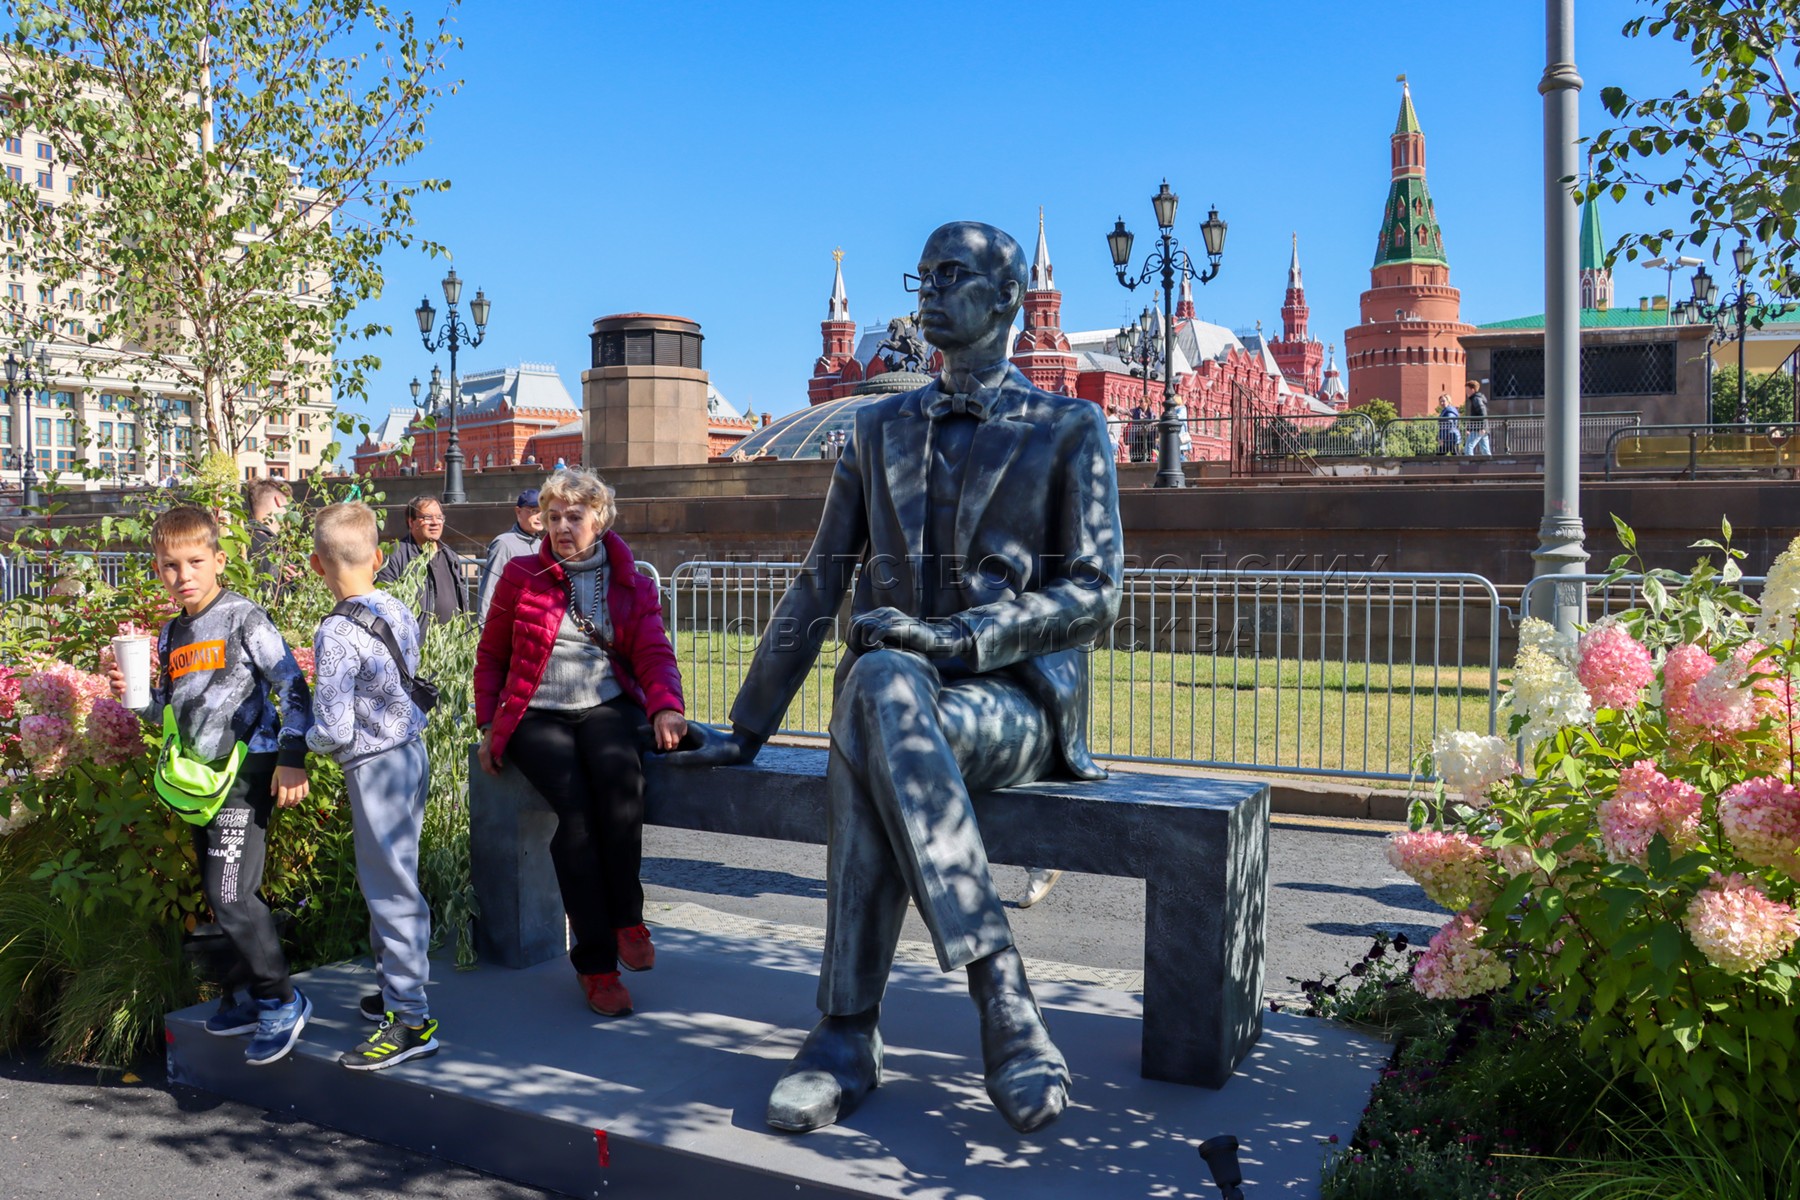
[668,220,1123,1135]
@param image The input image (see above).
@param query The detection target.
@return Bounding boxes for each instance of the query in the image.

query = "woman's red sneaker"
[581,971,633,1017]
[616,924,656,972]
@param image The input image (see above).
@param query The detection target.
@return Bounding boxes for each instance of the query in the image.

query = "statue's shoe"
[978,990,1071,1133]
[766,1014,883,1133]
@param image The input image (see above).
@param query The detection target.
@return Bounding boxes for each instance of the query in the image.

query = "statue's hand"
[659,721,766,768]
[850,607,971,658]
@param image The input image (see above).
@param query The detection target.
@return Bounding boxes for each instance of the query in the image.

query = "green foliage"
[1709,363,1797,424]
[0,473,484,1066]
[1347,398,1400,427]
[1413,518,1800,1143]
[0,0,463,455]
[1589,3,1800,294]
[416,608,479,967]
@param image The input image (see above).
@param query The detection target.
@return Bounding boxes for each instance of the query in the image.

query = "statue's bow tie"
[925,390,990,421]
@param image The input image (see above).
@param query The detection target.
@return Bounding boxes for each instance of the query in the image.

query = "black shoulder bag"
[329,600,440,713]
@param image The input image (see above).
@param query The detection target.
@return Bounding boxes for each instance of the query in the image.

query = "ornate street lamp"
[1106,179,1226,487]
[416,267,490,504]
[1687,239,1793,424]
[4,336,49,510]
[1115,305,1166,462]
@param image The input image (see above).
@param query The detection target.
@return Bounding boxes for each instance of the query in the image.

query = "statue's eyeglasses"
[903,264,986,293]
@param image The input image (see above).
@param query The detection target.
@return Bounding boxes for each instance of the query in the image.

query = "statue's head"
[915,221,1027,353]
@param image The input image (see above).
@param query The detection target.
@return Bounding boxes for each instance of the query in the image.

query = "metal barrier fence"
[1378,411,1642,458]
[1103,416,1233,463]
[1604,422,1800,480]
[664,560,1503,784]
[0,549,149,600]
[1520,572,1766,627]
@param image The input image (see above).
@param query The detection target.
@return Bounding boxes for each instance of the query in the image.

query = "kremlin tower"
[809,248,860,405]
[1270,234,1324,392]
[1010,209,1080,395]
[1343,79,1473,417]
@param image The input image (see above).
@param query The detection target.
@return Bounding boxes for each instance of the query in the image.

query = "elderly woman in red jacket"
[475,468,685,1018]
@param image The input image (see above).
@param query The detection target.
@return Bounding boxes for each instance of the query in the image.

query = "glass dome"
[729,371,934,460]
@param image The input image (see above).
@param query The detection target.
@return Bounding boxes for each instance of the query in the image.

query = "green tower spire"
[1372,78,1447,268]
[1578,190,1604,273]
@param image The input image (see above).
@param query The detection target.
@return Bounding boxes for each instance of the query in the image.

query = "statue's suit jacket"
[729,366,1124,779]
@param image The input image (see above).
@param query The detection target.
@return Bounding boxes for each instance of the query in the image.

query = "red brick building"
[352,363,579,477]
[787,214,1325,462]
[1343,80,1474,417]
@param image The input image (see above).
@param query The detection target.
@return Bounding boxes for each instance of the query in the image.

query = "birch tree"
[0,0,461,456]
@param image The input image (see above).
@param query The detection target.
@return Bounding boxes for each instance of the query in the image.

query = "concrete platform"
[166,927,1386,1199]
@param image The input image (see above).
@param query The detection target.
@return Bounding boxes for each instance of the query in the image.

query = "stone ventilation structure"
[1343,78,1474,417]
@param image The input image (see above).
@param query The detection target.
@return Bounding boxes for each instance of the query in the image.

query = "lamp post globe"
[418,263,489,504]
[1104,178,1224,487]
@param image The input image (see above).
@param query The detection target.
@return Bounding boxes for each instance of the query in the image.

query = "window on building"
[69,289,82,310]
[35,170,51,190]
[298,439,310,455]
[246,435,258,451]
[35,417,49,448]
[61,319,81,336]
[53,391,73,409]
[0,414,11,446]
[98,421,112,447]
[1490,341,1678,400]
[119,423,136,448]
[3,136,18,154]
[35,142,50,161]
[297,412,310,430]
[7,284,23,304]
[54,418,74,447]
[37,286,50,305]
[55,449,74,471]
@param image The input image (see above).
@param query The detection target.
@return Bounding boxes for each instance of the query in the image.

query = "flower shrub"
[0,469,493,1066]
[1393,517,1800,1141]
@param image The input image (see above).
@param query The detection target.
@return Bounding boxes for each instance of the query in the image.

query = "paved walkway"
[1,815,1433,1200]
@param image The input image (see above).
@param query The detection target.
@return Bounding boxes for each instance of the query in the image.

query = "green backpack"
[152,705,247,826]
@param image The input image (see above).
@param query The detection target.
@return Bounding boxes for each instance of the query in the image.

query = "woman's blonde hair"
[538,467,617,533]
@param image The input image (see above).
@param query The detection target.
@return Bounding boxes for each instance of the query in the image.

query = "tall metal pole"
[1735,296,1750,423]
[1157,231,1185,488]
[1532,0,1589,637]
[443,323,464,504]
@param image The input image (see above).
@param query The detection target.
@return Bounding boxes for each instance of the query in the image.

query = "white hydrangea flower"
[1518,617,1577,667]
[1501,643,1594,747]
[1754,535,1800,645]
[1429,730,1515,802]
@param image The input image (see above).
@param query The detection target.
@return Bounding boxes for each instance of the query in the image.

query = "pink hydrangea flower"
[1684,873,1800,975]
[1412,913,1511,999]
[1720,777,1800,879]
[19,662,108,725]
[1386,830,1496,912]
[18,712,73,779]
[1595,760,1703,866]
[1576,623,1655,711]
[83,698,145,768]
[0,665,23,721]
[1662,643,1716,737]
[289,646,316,686]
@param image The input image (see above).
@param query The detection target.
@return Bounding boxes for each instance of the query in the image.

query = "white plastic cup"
[111,635,153,710]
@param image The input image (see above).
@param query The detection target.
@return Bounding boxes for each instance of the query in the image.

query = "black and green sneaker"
[339,1015,440,1071]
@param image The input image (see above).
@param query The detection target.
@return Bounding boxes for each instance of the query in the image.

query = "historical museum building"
[1343,80,1474,417]
[765,214,1329,462]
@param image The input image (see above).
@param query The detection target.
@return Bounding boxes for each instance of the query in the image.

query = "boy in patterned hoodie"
[109,505,315,1066]
[306,501,438,1070]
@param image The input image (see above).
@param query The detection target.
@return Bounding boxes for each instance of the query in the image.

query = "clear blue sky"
[345,0,1701,440]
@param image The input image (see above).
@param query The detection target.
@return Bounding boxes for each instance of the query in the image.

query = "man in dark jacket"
[376,495,469,628]
[245,478,292,584]
[475,486,542,624]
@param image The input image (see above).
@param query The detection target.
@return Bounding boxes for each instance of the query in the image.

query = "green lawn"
[670,633,1497,782]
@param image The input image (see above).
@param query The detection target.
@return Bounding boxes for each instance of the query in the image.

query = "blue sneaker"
[244,988,311,1066]
[203,992,262,1037]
